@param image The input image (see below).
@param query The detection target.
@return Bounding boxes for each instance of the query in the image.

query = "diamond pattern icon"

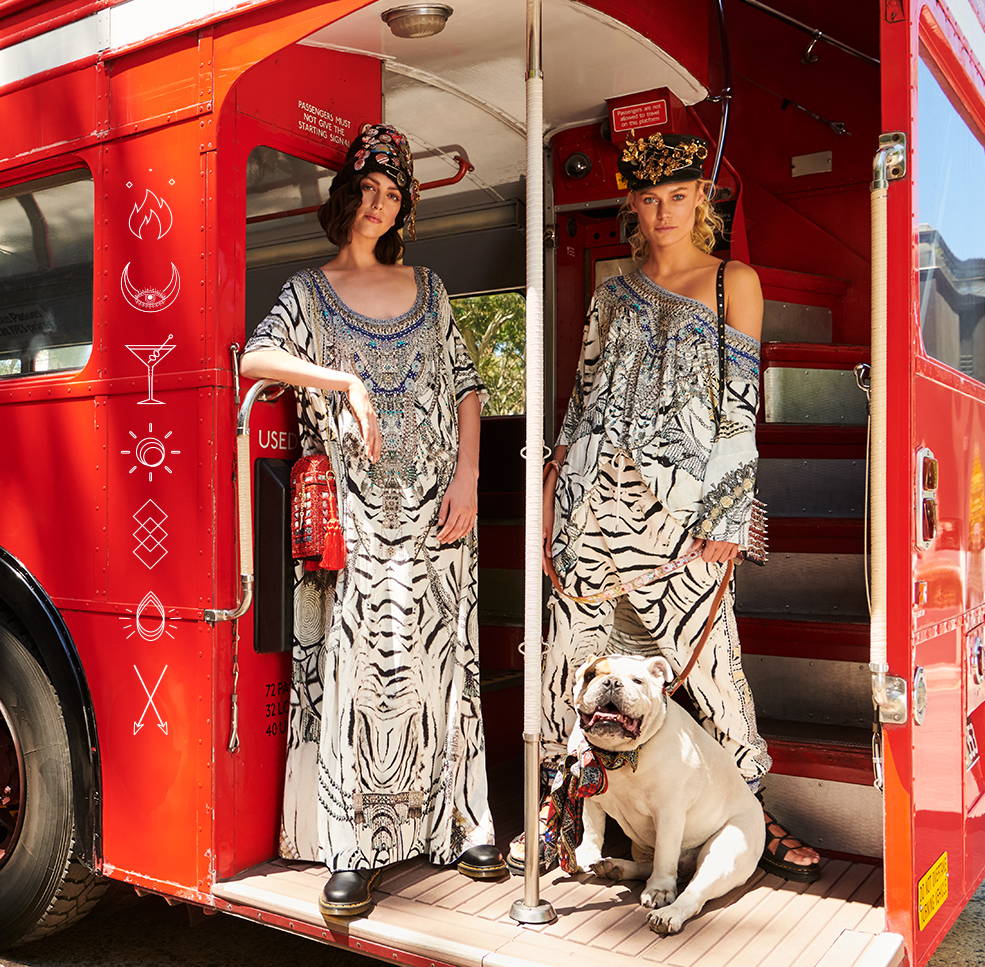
[132,499,169,569]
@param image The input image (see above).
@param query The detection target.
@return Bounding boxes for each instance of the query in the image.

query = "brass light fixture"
[381,4,453,39]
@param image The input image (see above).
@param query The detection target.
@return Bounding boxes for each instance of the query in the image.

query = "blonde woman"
[514,133,820,882]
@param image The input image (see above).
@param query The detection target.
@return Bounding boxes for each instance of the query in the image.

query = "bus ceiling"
[278,0,708,204]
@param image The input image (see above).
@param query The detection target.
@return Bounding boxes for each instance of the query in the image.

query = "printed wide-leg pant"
[542,447,772,786]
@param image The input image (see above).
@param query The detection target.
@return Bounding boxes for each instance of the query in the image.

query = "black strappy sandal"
[758,808,821,883]
[506,830,559,877]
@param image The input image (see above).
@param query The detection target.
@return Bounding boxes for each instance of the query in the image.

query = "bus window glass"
[245,146,336,340]
[917,57,985,381]
[0,170,93,378]
[451,292,525,416]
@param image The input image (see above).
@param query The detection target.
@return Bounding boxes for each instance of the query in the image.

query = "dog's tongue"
[582,708,640,736]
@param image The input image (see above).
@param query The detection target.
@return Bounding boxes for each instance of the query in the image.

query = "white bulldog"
[569,653,765,934]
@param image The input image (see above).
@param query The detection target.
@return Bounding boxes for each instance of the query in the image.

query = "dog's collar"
[585,742,644,773]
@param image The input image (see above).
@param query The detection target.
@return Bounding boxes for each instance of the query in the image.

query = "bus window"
[245,145,336,335]
[451,291,525,416]
[0,169,93,378]
[917,56,985,382]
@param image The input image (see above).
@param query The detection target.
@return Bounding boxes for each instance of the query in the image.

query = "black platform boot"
[456,844,509,880]
[319,868,382,918]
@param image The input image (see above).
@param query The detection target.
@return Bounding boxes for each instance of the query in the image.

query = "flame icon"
[129,189,173,240]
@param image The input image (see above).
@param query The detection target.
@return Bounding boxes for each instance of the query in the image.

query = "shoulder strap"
[715,259,729,423]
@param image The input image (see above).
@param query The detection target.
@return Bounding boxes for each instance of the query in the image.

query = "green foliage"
[451,291,525,416]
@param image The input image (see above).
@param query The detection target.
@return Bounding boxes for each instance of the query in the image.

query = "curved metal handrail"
[205,379,287,624]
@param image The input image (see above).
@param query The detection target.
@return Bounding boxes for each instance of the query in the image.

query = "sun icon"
[121,423,180,482]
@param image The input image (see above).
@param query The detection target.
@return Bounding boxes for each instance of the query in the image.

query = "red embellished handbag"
[290,454,346,571]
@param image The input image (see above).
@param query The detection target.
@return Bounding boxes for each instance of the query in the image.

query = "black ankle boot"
[319,868,381,918]
[456,844,508,880]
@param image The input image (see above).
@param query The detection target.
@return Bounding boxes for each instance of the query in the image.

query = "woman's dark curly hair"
[318,174,405,265]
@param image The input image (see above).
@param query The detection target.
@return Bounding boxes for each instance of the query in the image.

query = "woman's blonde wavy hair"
[624,178,724,261]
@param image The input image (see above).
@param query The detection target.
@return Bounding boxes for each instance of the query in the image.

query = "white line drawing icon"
[132,499,169,569]
[120,423,180,482]
[125,334,175,405]
[121,262,180,313]
[128,189,174,240]
[122,591,176,642]
[133,664,168,735]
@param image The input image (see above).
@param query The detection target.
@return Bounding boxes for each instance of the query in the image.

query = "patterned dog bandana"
[334,122,421,238]
[616,132,709,191]
[544,738,641,874]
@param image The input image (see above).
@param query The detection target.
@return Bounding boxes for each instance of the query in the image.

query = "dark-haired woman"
[241,124,505,917]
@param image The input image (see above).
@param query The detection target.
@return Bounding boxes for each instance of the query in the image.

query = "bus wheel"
[0,621,106,947]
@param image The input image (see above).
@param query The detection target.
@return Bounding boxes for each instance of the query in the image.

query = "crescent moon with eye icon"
[121,262,181,313]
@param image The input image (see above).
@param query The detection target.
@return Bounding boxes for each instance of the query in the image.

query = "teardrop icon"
[135,591,167,641]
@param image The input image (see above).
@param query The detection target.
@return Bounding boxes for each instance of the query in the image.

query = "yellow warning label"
[918,852,949,930]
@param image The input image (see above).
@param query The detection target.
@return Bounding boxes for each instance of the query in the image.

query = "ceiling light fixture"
[381,4,453,39]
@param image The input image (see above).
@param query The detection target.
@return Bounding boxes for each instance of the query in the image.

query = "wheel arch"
[0,547,101,871]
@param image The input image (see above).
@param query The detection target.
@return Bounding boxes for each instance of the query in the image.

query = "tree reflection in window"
[452,291,525,416]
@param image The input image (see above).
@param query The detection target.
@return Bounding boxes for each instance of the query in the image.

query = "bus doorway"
[210,1,899,964]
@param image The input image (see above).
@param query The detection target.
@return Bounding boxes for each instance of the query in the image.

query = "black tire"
[0,622,106,948]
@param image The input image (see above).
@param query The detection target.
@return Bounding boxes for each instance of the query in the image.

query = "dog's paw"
[640,876,677,909]
[646,903,688,935]
[590,857,626,881]
[572,846,603,873]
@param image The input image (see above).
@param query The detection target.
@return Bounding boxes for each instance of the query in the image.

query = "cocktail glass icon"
[126,334,175,405]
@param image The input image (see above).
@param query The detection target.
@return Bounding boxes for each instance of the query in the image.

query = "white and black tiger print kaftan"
[544,268,772,787]
[246,265,495,871]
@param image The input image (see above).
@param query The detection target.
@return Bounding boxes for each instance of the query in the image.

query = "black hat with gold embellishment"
[616,132,709,191]
[333,122,421,238]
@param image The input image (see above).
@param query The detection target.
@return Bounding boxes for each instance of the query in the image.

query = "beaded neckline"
[627,269,760,346]
[312,264,427,331]
[631,268,717,320]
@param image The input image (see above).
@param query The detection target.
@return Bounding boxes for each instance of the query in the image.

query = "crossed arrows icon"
[133,664,169,736]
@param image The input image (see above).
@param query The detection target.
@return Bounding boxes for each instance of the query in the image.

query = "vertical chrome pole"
[510,0,556,927]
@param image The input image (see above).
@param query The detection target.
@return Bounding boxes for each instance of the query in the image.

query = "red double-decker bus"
[0,1,983,964]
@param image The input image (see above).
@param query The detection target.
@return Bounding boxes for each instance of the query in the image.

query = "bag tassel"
[318,515,346,570]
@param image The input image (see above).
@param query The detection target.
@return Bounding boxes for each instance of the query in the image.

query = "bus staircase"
[212,270,901,966]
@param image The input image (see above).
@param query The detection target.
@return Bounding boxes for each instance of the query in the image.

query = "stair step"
[762,342,869,367]
[756,265,850,301]
[767,517,864,554]
[761,345,869,425]
[758,457,864,518]
[481,518,863,559]
[478,623,523,670]
[735,551,867,617]
[738,615,869,662]
[757,424,866,459]
[759,719,873,785]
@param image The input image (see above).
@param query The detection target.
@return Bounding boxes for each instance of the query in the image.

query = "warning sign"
[918,851,948,930]
[612,99,668,134]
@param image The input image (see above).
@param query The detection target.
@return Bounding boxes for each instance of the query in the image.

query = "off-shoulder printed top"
[553,267,761,567]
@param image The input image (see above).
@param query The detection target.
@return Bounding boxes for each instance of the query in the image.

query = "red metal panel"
[0,62,106,165]
[107,35,206,134]
[70,608,214,891]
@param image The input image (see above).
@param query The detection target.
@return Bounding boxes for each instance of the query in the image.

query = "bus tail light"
[916,447,938,550]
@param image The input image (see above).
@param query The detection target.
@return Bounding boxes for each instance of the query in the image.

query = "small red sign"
[611,99,668,134]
